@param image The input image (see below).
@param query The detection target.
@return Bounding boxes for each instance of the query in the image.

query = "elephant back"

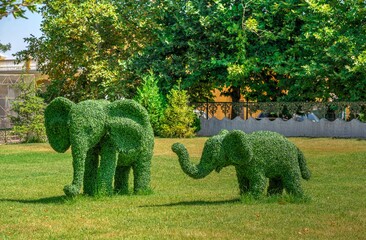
[44,97,75,153]
[107,99,151,128]
[106,99,153,153]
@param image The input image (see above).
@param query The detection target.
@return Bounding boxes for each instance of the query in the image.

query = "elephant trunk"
[172,143,214,179]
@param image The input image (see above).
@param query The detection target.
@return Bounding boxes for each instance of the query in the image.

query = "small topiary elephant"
[172,130,311,198]
[45,97,154,197]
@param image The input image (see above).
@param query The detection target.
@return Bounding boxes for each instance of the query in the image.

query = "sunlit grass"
[0,137,365,239]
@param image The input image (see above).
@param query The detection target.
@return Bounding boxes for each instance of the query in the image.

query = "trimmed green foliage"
[172,130,311,198]
[134,71,165,136]
[16,0,157,102]
[160,86,196,138]
[10,80,47,143]
[44,97,74,152]
[44,97,154,197]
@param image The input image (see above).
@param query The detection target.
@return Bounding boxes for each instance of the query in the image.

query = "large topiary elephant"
[45,97,154,197]
[172,130,311,198]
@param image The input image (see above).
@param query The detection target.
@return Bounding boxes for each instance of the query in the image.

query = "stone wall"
[197,117,366,138]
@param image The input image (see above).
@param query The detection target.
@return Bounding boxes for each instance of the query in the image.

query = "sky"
[0,11,42,59]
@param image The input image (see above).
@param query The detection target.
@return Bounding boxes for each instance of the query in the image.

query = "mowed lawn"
[0,137,365,239]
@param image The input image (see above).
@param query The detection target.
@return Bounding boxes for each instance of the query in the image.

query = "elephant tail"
[297,148,311,180]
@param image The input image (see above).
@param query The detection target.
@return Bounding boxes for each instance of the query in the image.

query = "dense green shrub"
[44,97,154,197]
[172,130,311,198]
[10,80,47,143]
[134,71,165,136]
[160,84,196,138]
[192,115,201,133]
[356,105,366,122]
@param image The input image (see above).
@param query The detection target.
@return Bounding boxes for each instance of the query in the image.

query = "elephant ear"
[222,130,253,165]
[44,97,74,153]
[107,99,151,153]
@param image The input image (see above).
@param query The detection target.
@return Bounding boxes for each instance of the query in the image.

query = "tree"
[129,0,241,102]
[130,0,305,102]
[160,82,196,138]
[225,0,306,101]
[228,0,366,102]
[1,0,42,55]
[16,0,157,102]
[134,71,165,136]
[288,0,366,101]
[132,0,366,103]
[10,80,47,143]
[14,0,366,103]
[0,43,11,53]
[0,0,42,19]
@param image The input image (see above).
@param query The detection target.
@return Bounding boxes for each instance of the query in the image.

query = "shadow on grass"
[140,194,311,208]
[0,195,68,204]
[140,198,241,208]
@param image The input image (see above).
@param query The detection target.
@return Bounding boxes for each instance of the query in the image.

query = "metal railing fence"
[192,101,366,121]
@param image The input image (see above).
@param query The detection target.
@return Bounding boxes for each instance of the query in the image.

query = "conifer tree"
[134,71,165,136]
[160,82,196,138]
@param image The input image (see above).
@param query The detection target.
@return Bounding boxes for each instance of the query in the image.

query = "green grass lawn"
[0,137,365,239]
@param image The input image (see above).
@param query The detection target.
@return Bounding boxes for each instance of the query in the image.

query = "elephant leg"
[267,177,284,196]
[132,156,152,194]
[97,140,117,196]
[83,147,100,196]
[248,174,267,199]
[63,145,87,197]
[114,164,131,195]
[282,172,304,197]
[235,168,250,195]
[238,177,250,195]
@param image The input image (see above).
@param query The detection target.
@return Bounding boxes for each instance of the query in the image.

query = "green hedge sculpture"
[172,130,311,198]
[45,97,154,197]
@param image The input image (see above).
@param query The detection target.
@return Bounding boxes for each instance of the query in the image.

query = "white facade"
[0,59,38,129]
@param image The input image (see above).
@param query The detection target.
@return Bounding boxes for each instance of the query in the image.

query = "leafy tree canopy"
[16,0,157,102]
[0,0,42,19]
[1,0,42,54]
[131,0,366,102]
[222,0,366,101]
[13,0,366,102]
[129,0,242,102]
[289,0,366,101]
[0,42,11,53]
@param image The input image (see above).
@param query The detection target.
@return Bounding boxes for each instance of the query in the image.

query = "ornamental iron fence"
[192,101,366,121]
[0,128,20,144]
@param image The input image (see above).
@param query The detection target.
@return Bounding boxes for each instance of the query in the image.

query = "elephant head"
[44,97,74,153]
[171,130,253,179]
[45,97,153,197]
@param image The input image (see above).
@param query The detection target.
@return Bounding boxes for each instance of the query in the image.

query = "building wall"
[210,88,251,120]
[0,59,45,129]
